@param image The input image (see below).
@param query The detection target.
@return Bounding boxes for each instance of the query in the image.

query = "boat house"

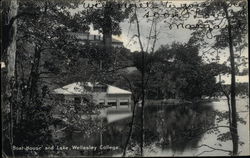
[52,82,132,113]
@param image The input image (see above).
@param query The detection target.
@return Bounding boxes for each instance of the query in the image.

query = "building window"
[120,99,129,107]
[108,100,117,108]
[99,99,105,105]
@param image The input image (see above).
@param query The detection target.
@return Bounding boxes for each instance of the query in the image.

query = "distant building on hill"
[68,32,124,48]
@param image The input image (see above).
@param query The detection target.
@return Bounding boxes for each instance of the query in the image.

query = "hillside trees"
[148,43,227,100]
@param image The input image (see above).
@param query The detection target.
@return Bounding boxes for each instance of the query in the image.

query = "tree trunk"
[103,31,112,51]
[102,2,112,68]
[121,75,139,156]
[224,6,238,156]
[28,46,41,102]
[140,50,145,156]
[134,8,145,156]
[122,101,138,157]
[2,0,18,157]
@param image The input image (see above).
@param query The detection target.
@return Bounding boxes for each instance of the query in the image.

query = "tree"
[114,70,142,156]
[1,0,103,157]
[149,42,226,100]
[2,0,18,157]
[121,3,181,155]
[16,0,90,100]
[189,0,247,155]
[83,0,132,68]
[122,5,164,156]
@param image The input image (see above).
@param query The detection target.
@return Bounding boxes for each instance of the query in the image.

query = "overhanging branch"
[195,144,231,155]
[9,12,39,27]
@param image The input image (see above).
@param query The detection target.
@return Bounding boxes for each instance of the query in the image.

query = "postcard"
[1,0,249,157]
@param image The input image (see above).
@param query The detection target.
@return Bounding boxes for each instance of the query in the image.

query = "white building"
[52,82,132,112]
[68,32,124,48]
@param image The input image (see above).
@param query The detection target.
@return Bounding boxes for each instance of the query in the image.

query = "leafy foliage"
[6,0,106,156]
[83,0,132,36]
[144,42,226,100]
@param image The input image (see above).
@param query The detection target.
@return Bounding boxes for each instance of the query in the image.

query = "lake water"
[60,98,249,156]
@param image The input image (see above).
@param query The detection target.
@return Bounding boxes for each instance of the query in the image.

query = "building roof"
[107,85,131,95]
[216,75,248,85]
[52,82,131,95]
[53,82,85,95]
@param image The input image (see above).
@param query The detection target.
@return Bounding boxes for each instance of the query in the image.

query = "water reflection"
[61,103,216,156]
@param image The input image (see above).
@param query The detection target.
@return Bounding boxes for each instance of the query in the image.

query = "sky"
[72,0,248,71]
[87,0,197,52]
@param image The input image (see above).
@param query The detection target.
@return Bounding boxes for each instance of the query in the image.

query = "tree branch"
[150,19,158,54]
[54,127,67,133]
[146,17,155,53]
[219,83,232,126]
[195,144,231,155]
[39,71,54,75]
[121,75,138,157]
[182,125,236,141]
[196,149,215,156]
[9,12,39,27]
[134,9,144,52]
